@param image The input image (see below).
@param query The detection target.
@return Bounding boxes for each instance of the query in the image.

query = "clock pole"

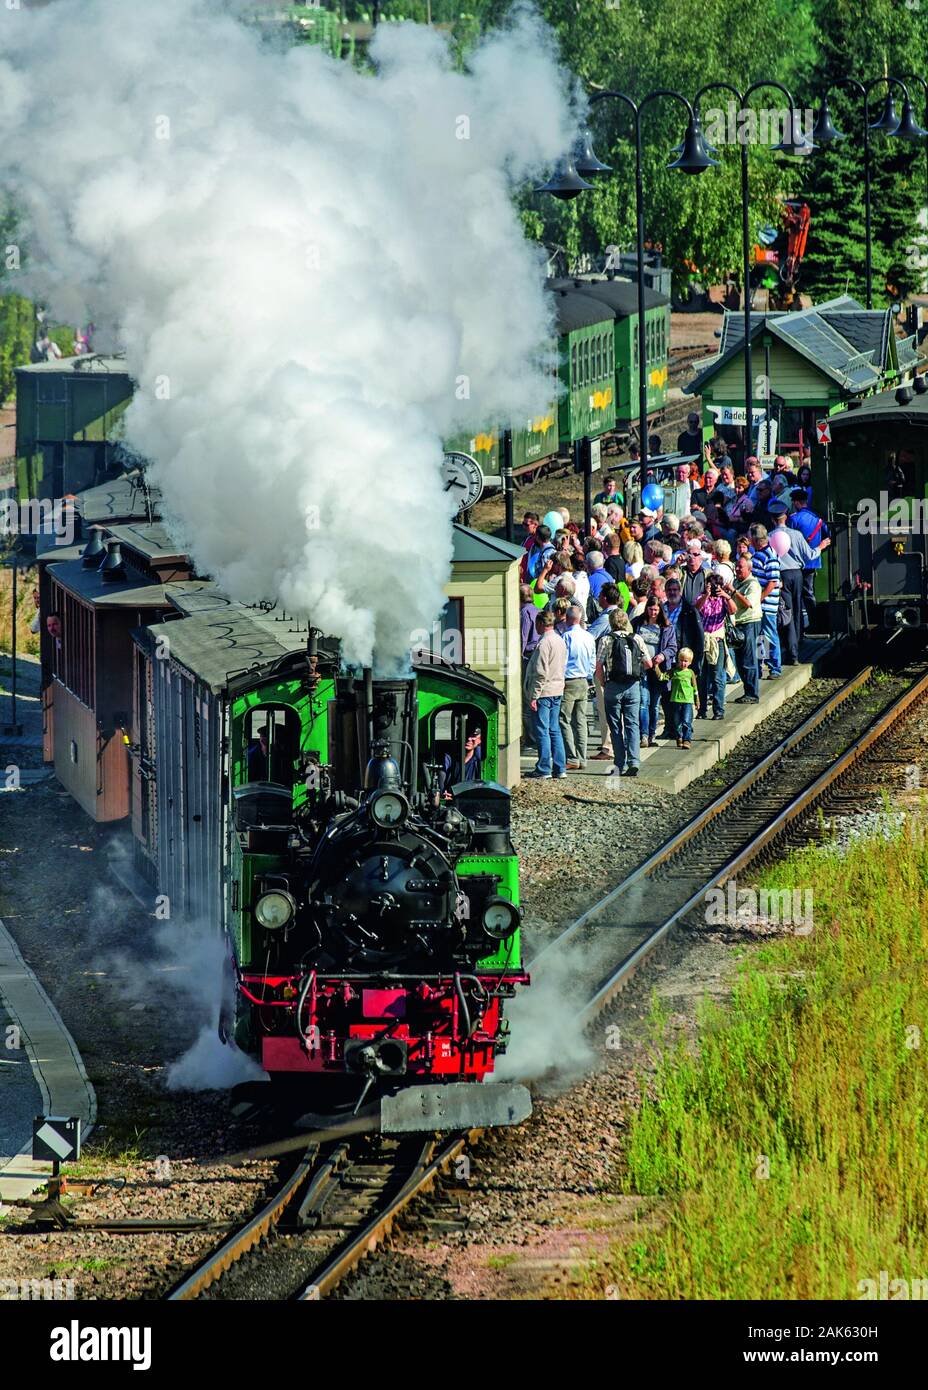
[502,429,514,543]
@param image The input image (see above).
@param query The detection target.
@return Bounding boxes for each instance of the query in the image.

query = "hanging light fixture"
[667,117,719,174]
[534,156,595,201]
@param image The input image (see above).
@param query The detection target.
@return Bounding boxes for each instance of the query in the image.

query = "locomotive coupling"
[344,1036,408,1077]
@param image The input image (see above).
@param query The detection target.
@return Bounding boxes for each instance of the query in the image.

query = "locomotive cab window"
[426,705,487,793]
[243,705,300,786]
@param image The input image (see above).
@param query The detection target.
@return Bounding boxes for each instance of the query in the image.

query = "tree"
[475,0,816,292]
[799,0,928,305]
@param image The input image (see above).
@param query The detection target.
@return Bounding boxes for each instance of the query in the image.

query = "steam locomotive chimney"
[332,672,418,794]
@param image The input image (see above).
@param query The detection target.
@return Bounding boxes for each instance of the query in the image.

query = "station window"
[413,596,464,665]
[243,704,301,786]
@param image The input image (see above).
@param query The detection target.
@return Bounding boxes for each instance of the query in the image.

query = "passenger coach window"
[244,705,300,786]
[571,344,577,389]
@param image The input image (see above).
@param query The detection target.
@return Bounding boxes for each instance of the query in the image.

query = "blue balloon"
[641,483,664,511]
[543,510,565,534]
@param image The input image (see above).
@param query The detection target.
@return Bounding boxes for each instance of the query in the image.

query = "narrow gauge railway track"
[530,663,928,1024]
[168,665,927,1301]
[166,1131,474,1301]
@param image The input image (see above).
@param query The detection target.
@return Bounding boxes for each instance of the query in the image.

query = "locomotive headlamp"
[481,896,519,940]
[369,790,408,829]
[254,890,296,930]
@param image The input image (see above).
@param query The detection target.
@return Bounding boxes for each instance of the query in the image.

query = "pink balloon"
[769,529,790,557]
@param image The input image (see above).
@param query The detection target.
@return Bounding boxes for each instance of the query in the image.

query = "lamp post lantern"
[538,90,716,492]
[693,81,813,458]
[812,77,927,309]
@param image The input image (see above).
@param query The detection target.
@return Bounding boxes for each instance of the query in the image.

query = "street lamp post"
[813,77,927,309]
[898,74,928,238]
[537,91,717,492]
[693,81,812,455]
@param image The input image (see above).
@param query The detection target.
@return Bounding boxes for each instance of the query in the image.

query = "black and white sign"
[33,1115,81,1163]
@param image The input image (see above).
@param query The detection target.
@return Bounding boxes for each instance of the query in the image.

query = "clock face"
[441,452,485,514]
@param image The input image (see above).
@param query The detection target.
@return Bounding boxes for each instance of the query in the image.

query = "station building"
[686,295,922,453]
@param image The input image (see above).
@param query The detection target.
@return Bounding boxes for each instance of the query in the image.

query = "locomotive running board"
[380,1083,532,1133]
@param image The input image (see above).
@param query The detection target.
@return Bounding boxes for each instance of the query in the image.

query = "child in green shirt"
[670,647,698,749]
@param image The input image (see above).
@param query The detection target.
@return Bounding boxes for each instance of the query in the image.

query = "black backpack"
[608,633,642,682]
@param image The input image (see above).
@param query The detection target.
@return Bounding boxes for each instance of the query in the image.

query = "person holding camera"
[694,573,737,720]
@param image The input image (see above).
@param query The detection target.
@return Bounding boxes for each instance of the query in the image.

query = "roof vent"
[81,526,106,567]
[913,375,927,395]
[896,385,914,406]
[99,539,126,582]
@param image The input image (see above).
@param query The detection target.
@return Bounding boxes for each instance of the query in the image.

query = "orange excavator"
[752,199,811,310]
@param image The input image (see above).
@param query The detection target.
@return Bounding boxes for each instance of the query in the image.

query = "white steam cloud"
[494,941,593,1084]
[0,0,574,669]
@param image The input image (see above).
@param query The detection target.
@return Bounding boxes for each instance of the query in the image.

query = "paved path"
[0,918,96,1205]
[521,637,834,792]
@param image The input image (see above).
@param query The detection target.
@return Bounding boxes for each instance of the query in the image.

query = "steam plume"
[0,0,573,669]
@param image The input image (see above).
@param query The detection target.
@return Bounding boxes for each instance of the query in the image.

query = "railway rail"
[165,662,928,1301]
[530,662,928,1023]
[166,1131,473,1302]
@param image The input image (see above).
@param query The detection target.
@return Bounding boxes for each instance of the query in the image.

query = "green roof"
[685,297,906,398]
[451,523,523,564]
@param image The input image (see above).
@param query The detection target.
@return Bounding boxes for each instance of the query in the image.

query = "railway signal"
[33,1115,81,1165]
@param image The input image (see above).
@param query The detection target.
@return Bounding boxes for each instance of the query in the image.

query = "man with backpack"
[523,609,568,779]
[595,609,653,778]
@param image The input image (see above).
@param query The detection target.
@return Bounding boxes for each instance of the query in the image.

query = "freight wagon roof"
[78,473,162,525]
[136,601,314,693]
[105,522,189,565]
[547,287,616,333]
[829,386,928,430]
[552,277,670,316]
[16,354,131,376]
[47,557,171,609]
[138,584,505,701]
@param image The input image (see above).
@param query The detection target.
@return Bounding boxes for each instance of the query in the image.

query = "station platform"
[520,637,835,794]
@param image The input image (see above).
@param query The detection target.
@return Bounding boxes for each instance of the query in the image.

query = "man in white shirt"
[560,602,597,770]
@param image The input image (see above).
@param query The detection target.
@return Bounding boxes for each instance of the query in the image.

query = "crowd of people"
[519,447,830,779]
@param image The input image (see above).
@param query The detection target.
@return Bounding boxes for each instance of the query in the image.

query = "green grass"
[600,809,928,1300]
[0,559,39,658]
[487,1252,519,1270]
[68,1128,149,1176]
